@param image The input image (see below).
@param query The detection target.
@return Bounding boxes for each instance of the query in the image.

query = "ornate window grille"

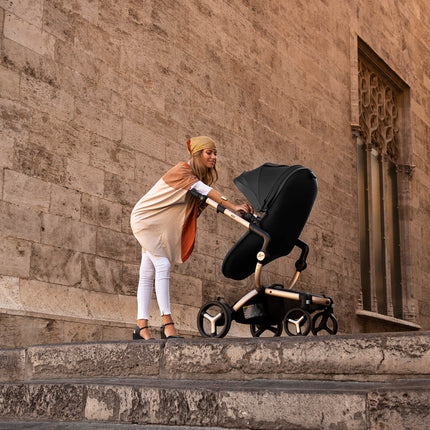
[355,40,417,325]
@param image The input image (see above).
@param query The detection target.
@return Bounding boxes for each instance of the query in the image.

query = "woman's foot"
[133,320,154,340]
[161,315,183,339]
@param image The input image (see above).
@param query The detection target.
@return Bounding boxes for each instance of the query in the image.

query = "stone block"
[52,0,99,25]
[66,159,104,197]
[117,292,137,322]
[20,74,74,121]
[0,275,22,312]
[0,99,32,135]
[82,193,123,232]
[122,119,166,160]
[101,324,132,342]
[0,383,85,420]
[0,134,14,169]
[62,320,103,344]
[42,0,76,42]
[29,111,91,165]
[0,313,63,349]
[120,262,138,296]
[81,254,122,294]
[104,172,142,207]
[170,272,202,308]
[175,252,217,282]
[99,66,132,99]
[1,0,44,26]
[73,99,122,141]
[75,19,120,66]
[121,205,134,234]
[368,389,430,430]
[30,243,81,286]
[134,154,170,189]
[41,213,96,253]
[0,237,31,278]
[163,340,233,377]
[55,40,102,81]
[217,389,367,430]
[83,289,124,322]
[19,279,87,319]
[97,227,139,263]
[0,348,25,382]
[27,342,162,379]
[49,184,81,220]
[3,170,51,212]
[0,201,41,242]
[56,63,111,108]
[90,136,135,181]
[3,12,55,58]
[0,64,19,100]
[2,38,59,87]
[119,39,154,84]
[131,80,165,113]
[13,140,67,185]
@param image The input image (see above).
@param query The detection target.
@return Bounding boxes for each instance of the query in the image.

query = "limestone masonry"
[0,0,429,347]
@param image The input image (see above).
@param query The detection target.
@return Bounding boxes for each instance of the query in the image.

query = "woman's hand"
[233,203,254,214]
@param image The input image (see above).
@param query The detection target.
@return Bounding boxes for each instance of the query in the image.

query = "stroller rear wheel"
[284,308,312,336]
[197,301,232,338]
[250,322,283,337]
[311,311,338,335]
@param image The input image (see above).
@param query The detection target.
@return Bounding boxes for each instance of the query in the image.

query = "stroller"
[192,163,338,338]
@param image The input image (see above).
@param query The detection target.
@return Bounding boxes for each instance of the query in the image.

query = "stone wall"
[0,0,429,347]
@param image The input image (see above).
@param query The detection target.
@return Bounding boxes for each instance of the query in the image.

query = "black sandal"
[160,322,184,339]
[133,325,154,340]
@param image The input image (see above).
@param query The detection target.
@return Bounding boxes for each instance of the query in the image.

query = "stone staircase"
[0,332,429,429]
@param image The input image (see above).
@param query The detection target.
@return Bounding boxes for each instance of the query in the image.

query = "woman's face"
[201,149,217,168]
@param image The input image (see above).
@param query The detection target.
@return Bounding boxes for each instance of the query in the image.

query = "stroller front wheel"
[284,308,312,336]
[197,301,232,338]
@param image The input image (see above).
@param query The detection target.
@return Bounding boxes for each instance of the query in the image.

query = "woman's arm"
[207,189,253,214]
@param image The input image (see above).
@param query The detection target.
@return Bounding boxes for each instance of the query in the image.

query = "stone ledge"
[2,331,429,383]
[356,309,422,329]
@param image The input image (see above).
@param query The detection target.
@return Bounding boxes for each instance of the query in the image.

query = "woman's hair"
[190,150,218,186]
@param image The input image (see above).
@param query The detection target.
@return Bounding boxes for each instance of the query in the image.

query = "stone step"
[0,332,429,429]
[1,332,429,383]
[0,423,235,430]
[0,377,429,429]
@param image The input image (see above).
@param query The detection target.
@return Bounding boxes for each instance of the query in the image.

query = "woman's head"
[187,136,218,186]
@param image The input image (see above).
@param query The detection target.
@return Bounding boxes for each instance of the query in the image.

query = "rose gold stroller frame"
[193,191,337,337]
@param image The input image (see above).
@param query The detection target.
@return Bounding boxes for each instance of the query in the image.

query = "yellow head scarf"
[187,136,217,155]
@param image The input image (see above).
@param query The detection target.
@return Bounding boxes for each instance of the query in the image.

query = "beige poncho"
[130,162,204,264]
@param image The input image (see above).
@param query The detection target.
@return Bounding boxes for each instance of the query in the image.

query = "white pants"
[137,251,171,320]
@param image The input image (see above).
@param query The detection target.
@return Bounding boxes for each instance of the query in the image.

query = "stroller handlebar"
[190,188,271,261]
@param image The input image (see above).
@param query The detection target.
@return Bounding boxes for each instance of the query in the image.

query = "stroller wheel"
[197,301,232,338]
[250,322,283,337]
[284,308,312,336]
[311,311,338,335]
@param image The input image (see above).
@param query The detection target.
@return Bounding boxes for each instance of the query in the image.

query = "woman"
[130,136,253,340]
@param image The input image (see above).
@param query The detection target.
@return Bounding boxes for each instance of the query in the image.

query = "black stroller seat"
[192,163,337,338]
[223,164,318,280]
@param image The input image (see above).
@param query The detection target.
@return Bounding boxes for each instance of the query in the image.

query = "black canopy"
[234,163,306,212]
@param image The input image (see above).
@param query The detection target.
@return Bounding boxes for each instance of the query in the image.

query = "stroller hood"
[234,163,303,212]
[223,163,318,280]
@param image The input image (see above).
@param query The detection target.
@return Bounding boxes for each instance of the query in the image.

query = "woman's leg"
[136,251,155,339]
[146,253,179,337]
